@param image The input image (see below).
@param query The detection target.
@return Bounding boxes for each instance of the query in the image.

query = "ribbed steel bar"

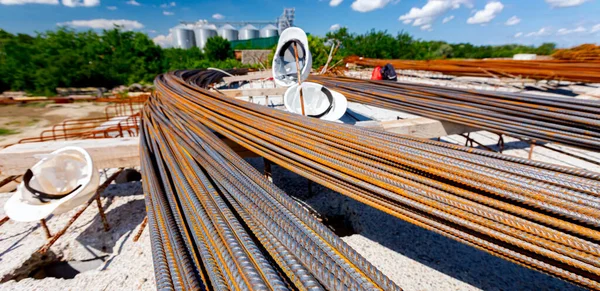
[310,75,600,151]
[142,69,600,290]
[141,71,401,290]
[345,56,600,83]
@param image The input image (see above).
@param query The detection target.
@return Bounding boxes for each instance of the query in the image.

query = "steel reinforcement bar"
[142,70,600,290]
[344,56,600,83]
[311,75,600,151]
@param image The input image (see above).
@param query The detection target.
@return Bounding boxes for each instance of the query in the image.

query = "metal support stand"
[292,42,306,116]
[497,134,505,153]
[264,158,273,182]
[528,140,536,160]
[133,216,148,242]
[38,168,123,254]
[0,216,9,227]
[96,196,110,232]
[40,219,52,239]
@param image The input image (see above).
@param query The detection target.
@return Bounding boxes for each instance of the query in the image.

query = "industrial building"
[172,8,294,50]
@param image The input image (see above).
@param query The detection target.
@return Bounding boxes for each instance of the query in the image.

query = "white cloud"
[467,1,503,24]
[159,1,174,8]
[107,5,116,9]
[545,0,589,7]
[351,0,390,12]
[525,27,551,37]
[505,15,520,26]
[442,15,454,23]
[514,32,523,38]
[153,32,172,48]
[126,0,139,5]
[330,0,342,7]
[212,13,224,20]
[163,10,173,15]
[330,24,341,31]
[399,0,472,29]
[556,26,586,35]
[421,24,433,31]
[0,0,57,4]
[62,0,98,6]
[592,24,600,33]
[58,19,144,30]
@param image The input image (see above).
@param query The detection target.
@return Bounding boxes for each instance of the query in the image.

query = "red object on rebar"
[371,66,383,80]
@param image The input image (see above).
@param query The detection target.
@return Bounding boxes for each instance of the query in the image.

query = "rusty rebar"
[38,169,123,254]
[142,69,600,290]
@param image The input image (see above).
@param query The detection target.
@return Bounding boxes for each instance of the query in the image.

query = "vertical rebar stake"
[264,158,273,182]
[96,196,110,232]
[40,219,52,239]
[133,216,148,242]
[529,140,536,160]
[292,42,306,116]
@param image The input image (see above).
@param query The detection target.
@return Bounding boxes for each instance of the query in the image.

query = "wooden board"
[356,117,476,139]
[223,71,273,83]
[0,138,140,176]
[0,137,258,176]
[220,87,287,98]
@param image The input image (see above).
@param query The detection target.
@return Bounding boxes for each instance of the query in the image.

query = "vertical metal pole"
[96,196,110,232]
[40,219,52,239]
[292,42,306,116]
[528,140,536,160]
[264,158,273,182]
[133,216,148,242]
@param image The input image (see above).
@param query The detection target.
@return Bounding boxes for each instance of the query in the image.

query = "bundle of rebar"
[311,75,600,151]
[141,71,401,290]
[345,56,600,83]
[142,70,600,290]
[553,44,600,61]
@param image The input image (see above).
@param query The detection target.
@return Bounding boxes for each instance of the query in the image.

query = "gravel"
[0,172,154,291]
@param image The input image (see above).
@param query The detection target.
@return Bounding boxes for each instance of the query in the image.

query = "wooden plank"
[234,96,284,106]
[223,71,272,83]
[221,87,287,98]
[0,137,259,176]
[0,138,140,176]
[356,117,476,139]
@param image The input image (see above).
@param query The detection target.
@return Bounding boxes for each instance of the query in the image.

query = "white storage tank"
[218,24,238,41]
[172,25,196,49]
[260,24,279,38]
[513,54,537,60]
[194,24,217,50]
[239,24,260,40]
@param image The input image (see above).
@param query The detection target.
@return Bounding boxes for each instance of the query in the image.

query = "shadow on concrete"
[267,162,584,291]
[75,199,145,254]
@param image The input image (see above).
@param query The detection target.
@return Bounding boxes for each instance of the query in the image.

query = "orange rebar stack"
[345,56,600,83]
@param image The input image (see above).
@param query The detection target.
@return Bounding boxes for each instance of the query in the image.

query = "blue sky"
[0,0,599,48]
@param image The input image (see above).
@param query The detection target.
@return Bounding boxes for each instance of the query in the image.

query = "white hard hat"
[284,82,348,121]
[4,146,100,222]
[272,27,312,87]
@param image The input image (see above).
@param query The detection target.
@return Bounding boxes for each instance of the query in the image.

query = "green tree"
[204,36,234,61]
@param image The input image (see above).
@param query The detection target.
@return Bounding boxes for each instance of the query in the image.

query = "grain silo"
[260,24,279,38]
[194,24,218,50]
[218,24,238,41]
[173,25,196,49]
[239,24,260,40]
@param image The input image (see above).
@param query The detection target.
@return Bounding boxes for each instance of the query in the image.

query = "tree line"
[1,27,558,95]
[0,28,236,95]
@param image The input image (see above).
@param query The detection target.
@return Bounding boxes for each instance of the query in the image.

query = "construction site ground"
[0,102,110,148]
[1,71,599,290]
[1,138,595,290]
